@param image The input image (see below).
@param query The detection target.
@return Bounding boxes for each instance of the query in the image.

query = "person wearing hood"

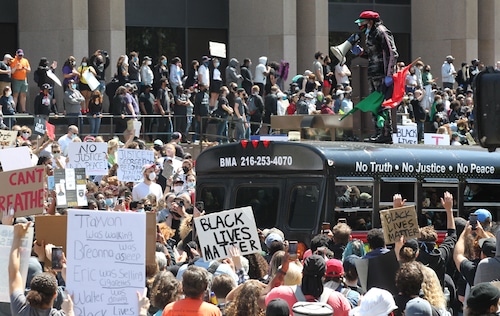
[254,56,270,96]
[240,58,253,95]
[226,58,242,87]
[34,57,57,91]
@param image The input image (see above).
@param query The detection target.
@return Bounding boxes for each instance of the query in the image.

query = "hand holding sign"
[379,205,419,244]
[2,208,14,226]
[392,194,406,209]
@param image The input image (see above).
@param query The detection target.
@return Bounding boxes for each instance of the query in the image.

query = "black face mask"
[182,167,190,174]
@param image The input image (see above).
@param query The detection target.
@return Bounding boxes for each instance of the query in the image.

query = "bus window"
[380,179,416,209]
[463,182,500,219]
[334,183,373,231]
[235,186,279,229]
[421,182,458,230]
[289,185,320,229]
[199,186,225,213]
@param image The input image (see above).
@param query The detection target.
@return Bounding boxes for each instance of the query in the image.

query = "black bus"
[195,141,500,245]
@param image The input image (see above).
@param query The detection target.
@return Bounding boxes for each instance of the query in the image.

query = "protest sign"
[67,142,108,176]
[0,130,17,148]
[194,206,262,261]
[392,125,418,144]
[209,41,227,58]
[46,122,55,140]
[47,69,62,87]
[424,133,450,146]
[379,205,419,244]
[0,146,32,171]
[117,148,155,182]
[0,225,34,302]
[54,168,87,208]
[0,167,45,217]
[83,70,100,91]
[66,210,146,316]
[33,117,47,136]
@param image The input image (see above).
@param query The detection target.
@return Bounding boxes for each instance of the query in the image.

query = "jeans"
[88,115,102,136]
[216,116,228,143]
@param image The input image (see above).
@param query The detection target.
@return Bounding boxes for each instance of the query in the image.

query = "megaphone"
[330,33,361,65]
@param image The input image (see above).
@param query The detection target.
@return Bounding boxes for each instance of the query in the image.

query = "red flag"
[382,64,412,108]
[46,121,55,140]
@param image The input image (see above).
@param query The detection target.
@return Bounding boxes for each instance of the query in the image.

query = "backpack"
[291,285,334,316]
[247,95,258,115]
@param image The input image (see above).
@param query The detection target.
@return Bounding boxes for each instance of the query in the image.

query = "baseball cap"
[349,287,398,316]
[202,56,211,62]
[405,297,432,316]
[303,255,326,278]
[41,83,51,90]
[478,237,496,257]
[354,10,380,23]
[305,93,314,99]
[16,49,24,56]
[403,239,419,253]
[143,56,152,61]
[171,132,182,140]
[3,54,13,60]
[265,233,283,248]
[325,259,344,277]
[474,209,492,223]
[446,55,455,61]
[153,139,164,147]
[336,90,345,96]
[266,298,290,316]
[467,283,500,311]
[141,163,155,174]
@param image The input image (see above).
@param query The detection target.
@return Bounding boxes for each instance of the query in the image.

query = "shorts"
[210,80,223,93]
[79,82,91,91]
[11,79,28,93]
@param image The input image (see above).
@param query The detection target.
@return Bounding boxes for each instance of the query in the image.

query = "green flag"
[340,91,385,121]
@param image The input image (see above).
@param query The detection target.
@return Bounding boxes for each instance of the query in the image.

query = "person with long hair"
[116,55,129,85]
[88,90,103,135]
[225,280,266,316]
[62,55,80,90]
[420,265,451,316]
[77,56,97,113]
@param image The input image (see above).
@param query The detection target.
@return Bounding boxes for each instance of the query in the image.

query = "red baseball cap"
[354,10,380,23]
[325,259,344,277]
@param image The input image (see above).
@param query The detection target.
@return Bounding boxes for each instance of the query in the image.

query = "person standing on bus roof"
[350,10,398,144]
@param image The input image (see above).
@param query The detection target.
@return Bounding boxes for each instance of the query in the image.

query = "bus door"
[463,179,500,222]
[334,177,374,231]
[420,178,459,230]
[379,177,417,227]
[284,176,325,242]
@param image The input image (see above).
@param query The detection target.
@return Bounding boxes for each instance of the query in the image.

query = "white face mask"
[82,62,87,67]
[148,172,156,181]
[5,91,11,98]
[187,182,196,189]
[147,61,152,66]
[22,132,30,139]
[173,185,183,194]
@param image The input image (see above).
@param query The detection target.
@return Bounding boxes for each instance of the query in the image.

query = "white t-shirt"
[132,181,163,201]
[335,64,350,85]
[58,134,72,156]
[254,64,267,84]
[198,64,210,86]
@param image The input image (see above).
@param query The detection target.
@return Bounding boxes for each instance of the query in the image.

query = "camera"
[101,50,108,57]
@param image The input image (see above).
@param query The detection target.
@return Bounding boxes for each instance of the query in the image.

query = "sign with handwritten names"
[54,168,87,208]
[424,133,450,146]
[117,148,155,182]
[379,205,419,244]
[0,130,17,148]
[392,125,418,144]
[0,167,45,217]
[67,142,108,176]
[194,206,261,261]
[66,210,146,316]
[0,225,34,302]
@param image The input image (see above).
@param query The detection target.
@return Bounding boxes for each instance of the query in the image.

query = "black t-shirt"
[460,258,478,287]
[139,91,155,115]
[0,62,10,82]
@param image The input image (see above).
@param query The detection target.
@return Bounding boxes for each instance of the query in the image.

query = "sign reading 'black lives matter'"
[194,206,262,261]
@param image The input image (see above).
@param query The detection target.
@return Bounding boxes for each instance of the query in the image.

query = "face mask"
[133,57,138,62]
[215,62,220,68]
[173,185,183,194]
[365,26,371,35]
[187,182,196,189]
[162,60,167,65]
[22,132,30,139]
[82,62,87,67]
[71,61,76,66]
[409,96,414,101]
[203,62,209,67]
[182,167,190,174]
[72,83,77,89]
[105,198,113,206]
[437,100,443,104]
[147,61,152,66]
[53,153,61,158]
[136,208,144,213]
[338,95,344,101]
[148,172,156,181]
[71,134,78,140]
[5,91,11,98]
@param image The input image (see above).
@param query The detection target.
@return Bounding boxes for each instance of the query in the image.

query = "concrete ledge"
[271,114,353,130]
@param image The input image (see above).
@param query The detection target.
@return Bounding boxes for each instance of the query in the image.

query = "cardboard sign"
[117,148,155,182]
[0,225,34,302]
[35,212,156,268]
[82,70,100,91]
[54,168,87,208]
[209,41,227,58]
[67,142,108,176]
[0,146,32,171]
[66,210,146,316]
[392,125,418,144]
[424,133,450,146]
[194,206,262,261]
[33,117,47,136]
[47,69,62,87]
[0,167,45,217]
[0,130,17,148]
[379,205,419,244]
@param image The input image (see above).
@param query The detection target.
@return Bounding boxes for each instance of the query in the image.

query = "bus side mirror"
[474,67,500,152]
